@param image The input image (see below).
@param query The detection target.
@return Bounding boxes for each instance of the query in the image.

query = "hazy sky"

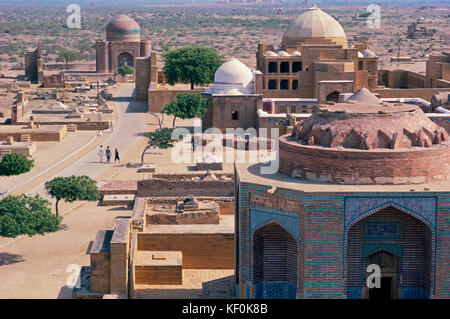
[0,0,448,5]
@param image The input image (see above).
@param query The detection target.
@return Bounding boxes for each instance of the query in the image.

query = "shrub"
[0,153,34,176]
[118,64,134,76]
[0,194,61,237]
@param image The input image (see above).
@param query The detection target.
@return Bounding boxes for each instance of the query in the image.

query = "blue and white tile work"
[236,179,450,299]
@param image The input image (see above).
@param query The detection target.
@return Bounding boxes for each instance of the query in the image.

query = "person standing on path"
[106,146,112,163]
[114,148,120,163]
[98,145,104,163]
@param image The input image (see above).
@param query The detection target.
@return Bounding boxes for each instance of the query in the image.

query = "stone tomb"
[134,251,182,285]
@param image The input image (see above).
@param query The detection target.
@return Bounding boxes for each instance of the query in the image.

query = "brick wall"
[147,88,206,113]
[137,179,234,197]
[373,88,450,101]
[237,179,450,298]
[110,219,130,296]
[279,135,450,185]
[136,233,234,269]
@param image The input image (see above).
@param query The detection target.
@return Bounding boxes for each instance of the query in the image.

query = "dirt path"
[0,87,156,298]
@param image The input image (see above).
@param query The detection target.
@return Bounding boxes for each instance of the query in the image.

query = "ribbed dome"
[106,15,140,41]
[345,88,380,104]
[282,5,348,49]
[362,49,376,57]
[206,58,254,95]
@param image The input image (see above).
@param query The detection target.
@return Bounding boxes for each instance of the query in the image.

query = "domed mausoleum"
[202,59,263,131]
[234,100,450,299]
[106,15,141,42]
[96,15,151,73]
[256,5,379,102]
[281,103,450,184]
[282,4,348,50]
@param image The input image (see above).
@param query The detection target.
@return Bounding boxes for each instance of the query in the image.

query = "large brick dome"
[282,5,348,49]
[279,103,450,185]
[106,15,140,41]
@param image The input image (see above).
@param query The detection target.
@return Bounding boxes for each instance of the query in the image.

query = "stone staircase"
[19,134,30,142]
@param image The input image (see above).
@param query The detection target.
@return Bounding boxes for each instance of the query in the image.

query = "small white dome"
[208,58,254,95]
[358,51,364,58]
[291,51,302,56]
[265,50,278,56]
[362,49,376,57]
[278,50,290,56]
[214,58,253,84]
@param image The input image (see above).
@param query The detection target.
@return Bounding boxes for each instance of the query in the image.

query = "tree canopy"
[56,49,83,69]
[162,93,207,128]
[118,64,134,76]
[0,194,61,237]
[163,46,222,90]
[141,128,175,164]
[45,175,100,217]
[0,153,34,176]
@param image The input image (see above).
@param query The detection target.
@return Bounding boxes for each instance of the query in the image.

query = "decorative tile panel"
[345,197,436,230]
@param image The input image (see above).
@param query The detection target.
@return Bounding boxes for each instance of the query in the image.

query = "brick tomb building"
[235,101,450,299]
[96,15,151,74]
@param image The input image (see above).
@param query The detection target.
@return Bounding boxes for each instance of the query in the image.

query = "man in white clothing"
[98,145,105,163]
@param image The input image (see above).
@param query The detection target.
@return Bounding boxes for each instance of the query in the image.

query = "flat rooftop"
[144,214,234,234]
[0,124,66,133]
[133,269,234,299]
[236,161,450,193]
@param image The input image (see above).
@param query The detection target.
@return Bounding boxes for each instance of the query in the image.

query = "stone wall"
[110,219,131,296]
[0,126,67,142]
[373,88,450,101]
[136,233,234,269]
[137,179,234,197]
[89,230,113,294]
[147,88,205,113]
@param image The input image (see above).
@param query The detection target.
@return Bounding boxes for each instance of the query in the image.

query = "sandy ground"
[0,85,237,298]
[0,203,133,299]
[0,85,151,298]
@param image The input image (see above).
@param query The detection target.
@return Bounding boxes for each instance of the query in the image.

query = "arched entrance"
[346,206,432,299]
[252,222,298,299]
[118,52,133,67]
[326,91,340,103]
[365,250,399,299]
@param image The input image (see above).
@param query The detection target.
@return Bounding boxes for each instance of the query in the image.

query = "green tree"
[118,64,134,76]
[45,175,100,218]
[0,153,34,176]
[141,128,175,164]
[56,49,83,70]
[0,194,61,237]
[162,93,207,128]
[163,46,222,90]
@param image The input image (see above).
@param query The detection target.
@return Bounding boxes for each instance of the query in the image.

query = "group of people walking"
[98,145,120,163]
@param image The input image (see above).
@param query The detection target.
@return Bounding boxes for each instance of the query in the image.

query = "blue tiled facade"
[236,180,450,299]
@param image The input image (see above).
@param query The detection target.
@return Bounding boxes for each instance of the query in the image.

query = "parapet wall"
[279,135,450,185]
[148,88,205,113]
[137,178,234,197]
[373,88,450,101]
